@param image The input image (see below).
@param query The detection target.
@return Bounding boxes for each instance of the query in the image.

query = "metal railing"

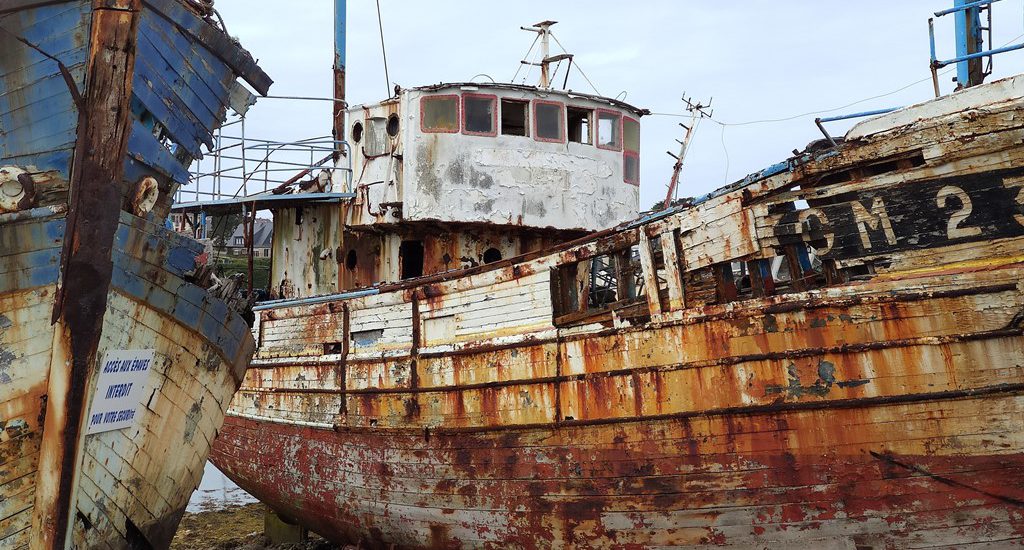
[175,115,353,204]
[928,0,1024,96]
[814,107,902,146]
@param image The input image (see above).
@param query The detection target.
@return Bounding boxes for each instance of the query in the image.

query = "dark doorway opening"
[400,240,425,279]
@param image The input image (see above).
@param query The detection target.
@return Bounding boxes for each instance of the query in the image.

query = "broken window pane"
[463,95,496,135]
[501,99,529,136]
[567,107,592,144]
[619,247,644,301]
[421,95,458,132]
[351,329,384,347]
[534,101,564,142]
[551,246,651,325]
[597,110,621,150]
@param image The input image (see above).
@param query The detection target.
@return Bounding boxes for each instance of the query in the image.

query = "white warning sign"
[86,349,155,435]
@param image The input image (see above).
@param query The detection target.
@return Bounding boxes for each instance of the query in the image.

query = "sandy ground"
[170,503,342,549]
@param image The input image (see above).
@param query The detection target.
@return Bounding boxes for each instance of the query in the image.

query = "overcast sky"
[200,1,1024,210]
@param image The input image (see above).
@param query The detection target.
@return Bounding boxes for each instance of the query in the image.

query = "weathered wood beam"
[33,1,142,548]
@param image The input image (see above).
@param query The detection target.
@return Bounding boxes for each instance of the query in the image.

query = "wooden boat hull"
[212,69,1024,549]
[1,208,254,548]
[1,0,269,547]
[217,393,1024,548]
[213,262,1024,548]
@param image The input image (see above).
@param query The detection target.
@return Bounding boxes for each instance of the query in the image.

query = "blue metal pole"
[929,19,938,64]
[938,41,1024,66]
[818,107,902,124]
[954,0,971,85]
[952,0,984,87]
[335,0,346,73]
[333,0,346,158]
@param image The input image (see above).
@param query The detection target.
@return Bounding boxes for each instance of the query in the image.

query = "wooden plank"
[34,2,143,546]
[660,230,685,310]
[141,0,271,95]
[636,230,662,315]
[138,8,230,119]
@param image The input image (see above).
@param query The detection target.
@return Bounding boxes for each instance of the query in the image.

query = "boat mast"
[333,0,346,189]
[521,21,561,88]
[663,95,712,210]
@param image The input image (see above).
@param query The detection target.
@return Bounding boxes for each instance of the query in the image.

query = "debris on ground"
[170,503,342,549]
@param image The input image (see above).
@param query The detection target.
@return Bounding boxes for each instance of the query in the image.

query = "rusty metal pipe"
[333,0,346,164]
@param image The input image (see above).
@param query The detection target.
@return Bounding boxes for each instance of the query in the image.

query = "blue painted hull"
[0,1,269,547]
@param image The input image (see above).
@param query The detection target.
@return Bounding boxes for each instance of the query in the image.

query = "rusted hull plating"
[218,392,1024,548]
[214,267,1024,548]
[214,75,1024,547]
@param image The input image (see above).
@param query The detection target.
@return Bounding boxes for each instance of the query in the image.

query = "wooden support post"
[246,203,256,296]
[661,230,685,311]
[264,508,307,544]
[637,230,663,316]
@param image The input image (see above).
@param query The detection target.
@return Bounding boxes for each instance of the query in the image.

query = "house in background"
[225,218,273,257]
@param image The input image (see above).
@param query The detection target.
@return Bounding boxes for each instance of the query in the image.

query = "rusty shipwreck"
[206,2,1024,548]
[0,0,269,548]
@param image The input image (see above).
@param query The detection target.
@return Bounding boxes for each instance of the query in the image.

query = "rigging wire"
[511,32,540,83]
[375,0,391,97]
[648,30,1024,127]
[719,122,730,187]
[520,42,543,86]
[669,28,1024,184]
[646,68,954,126]
[550,34,602,95]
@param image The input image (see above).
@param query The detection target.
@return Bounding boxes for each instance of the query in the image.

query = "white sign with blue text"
[86,349,155,435]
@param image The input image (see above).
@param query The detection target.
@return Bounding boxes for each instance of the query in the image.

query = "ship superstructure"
[271,81,645,297]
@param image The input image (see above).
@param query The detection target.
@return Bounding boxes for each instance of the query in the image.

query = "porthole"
[351,121,363,143]
[345,249,358,270]
[483,247,502,264]
[386,113,400,137]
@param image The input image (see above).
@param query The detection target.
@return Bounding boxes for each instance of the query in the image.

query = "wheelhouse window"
[533,100,564,143]
[567,107,592,144]
[462,94,497,136]
[623,116,640,185]
[596,109,622,151]
[501,99,529,136]
[420,95,459,133]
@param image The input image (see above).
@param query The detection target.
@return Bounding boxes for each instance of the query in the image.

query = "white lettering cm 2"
[798,180,1024,253]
